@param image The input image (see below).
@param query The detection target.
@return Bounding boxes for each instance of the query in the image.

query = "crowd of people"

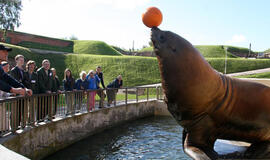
[0,44,123,124]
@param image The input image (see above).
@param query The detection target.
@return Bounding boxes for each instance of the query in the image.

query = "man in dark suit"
[10,55,31,127]
[37,59,53,121]
[37,59,52,94]
[10,55,29,87]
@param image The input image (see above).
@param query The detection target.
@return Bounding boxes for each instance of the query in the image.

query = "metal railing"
[0,86,163,137]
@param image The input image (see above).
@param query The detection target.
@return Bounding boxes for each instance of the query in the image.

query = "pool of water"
[44,116,191,160]
[44,116,248,160]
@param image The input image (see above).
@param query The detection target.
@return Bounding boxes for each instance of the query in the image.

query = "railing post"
[23,98,28,127]
[31,96,36,125]
[11,101,17,133]
[48,95,53,121]
[147,88,149,101]
[136,88,138,103]
[87,91,90,112]
[156,86,159,100]
[114,89,116,107]
[160,86,163,100]
[0,102,4,134]
[100,89,104,108]
[125,88,128,105]
[72,92,75,115]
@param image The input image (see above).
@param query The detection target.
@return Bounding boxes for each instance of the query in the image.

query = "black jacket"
[0,66,24,92]
[63,77,75,91]
[51,76,60,92]
[107,78,123,89]
[10,66,29,87]
[25,71,39,94]
[96,72,105,88]
[37,67,53,93]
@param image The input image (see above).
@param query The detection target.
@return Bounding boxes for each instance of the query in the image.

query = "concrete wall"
[155,100,171,116]
[240,78,270,87]
[1,100,162,160]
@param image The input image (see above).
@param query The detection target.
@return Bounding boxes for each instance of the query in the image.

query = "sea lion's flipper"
[183,132,218,160]
[244,141,270,159]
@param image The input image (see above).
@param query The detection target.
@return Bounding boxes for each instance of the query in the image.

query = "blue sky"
[18,0,270,51]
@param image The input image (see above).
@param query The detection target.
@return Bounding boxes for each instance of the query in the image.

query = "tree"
[69,35,78,40]
[0,0,22,41]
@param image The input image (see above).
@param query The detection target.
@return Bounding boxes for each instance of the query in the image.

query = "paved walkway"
[227,68,270,77]
[0,145,29,160]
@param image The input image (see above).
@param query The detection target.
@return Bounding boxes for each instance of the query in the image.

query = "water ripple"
[44,116,191,160]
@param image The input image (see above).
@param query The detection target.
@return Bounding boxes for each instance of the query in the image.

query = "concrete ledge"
[0,145,29,160]
[1,100,157,160]
[239,78,270,87]
[155,100,171,116]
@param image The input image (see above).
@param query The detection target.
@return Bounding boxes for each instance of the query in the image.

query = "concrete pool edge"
[1,100,168,160]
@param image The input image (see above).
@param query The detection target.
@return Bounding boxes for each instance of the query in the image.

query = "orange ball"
[142,7,163,28]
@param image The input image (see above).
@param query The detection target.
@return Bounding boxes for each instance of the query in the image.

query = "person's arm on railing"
[0,66,24,89]
[0,80,27,96]
[0,66,32,96]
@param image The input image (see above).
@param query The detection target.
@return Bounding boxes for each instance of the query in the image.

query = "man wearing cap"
[0,44,32,96]
[1,61,9,73]
[0,61,11,98]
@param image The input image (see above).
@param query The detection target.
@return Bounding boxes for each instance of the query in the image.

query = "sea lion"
[151,27,270,159]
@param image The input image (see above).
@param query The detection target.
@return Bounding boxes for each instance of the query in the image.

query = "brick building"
[0,30,73,53]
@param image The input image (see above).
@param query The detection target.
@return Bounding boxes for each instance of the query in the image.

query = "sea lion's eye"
[159,35,166,43]
[169,46,176,52]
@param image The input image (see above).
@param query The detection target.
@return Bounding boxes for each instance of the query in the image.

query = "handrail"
[0,86,163,137]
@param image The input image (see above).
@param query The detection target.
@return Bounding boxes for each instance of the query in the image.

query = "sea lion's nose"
[151,27,160,41]
[151,27,160,32]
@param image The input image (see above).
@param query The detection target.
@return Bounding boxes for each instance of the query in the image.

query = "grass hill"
[111,46,128,55]
[138,45,262,58]
[138,45,238,58]
[3,42,270,87]
[73,40,122,56]
[65,54,160,86]
[196,45,237,58]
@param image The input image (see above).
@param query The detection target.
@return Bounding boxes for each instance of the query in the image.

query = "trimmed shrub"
[74,40,122,56]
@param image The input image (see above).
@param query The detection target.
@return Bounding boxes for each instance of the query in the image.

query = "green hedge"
[207,58,270,74]
[17,41,73,53]
[226,46,254,56]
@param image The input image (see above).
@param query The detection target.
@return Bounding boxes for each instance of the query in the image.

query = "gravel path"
[226,68,270,77]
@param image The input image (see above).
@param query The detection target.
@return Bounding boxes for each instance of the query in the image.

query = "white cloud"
[226,35,246,44]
